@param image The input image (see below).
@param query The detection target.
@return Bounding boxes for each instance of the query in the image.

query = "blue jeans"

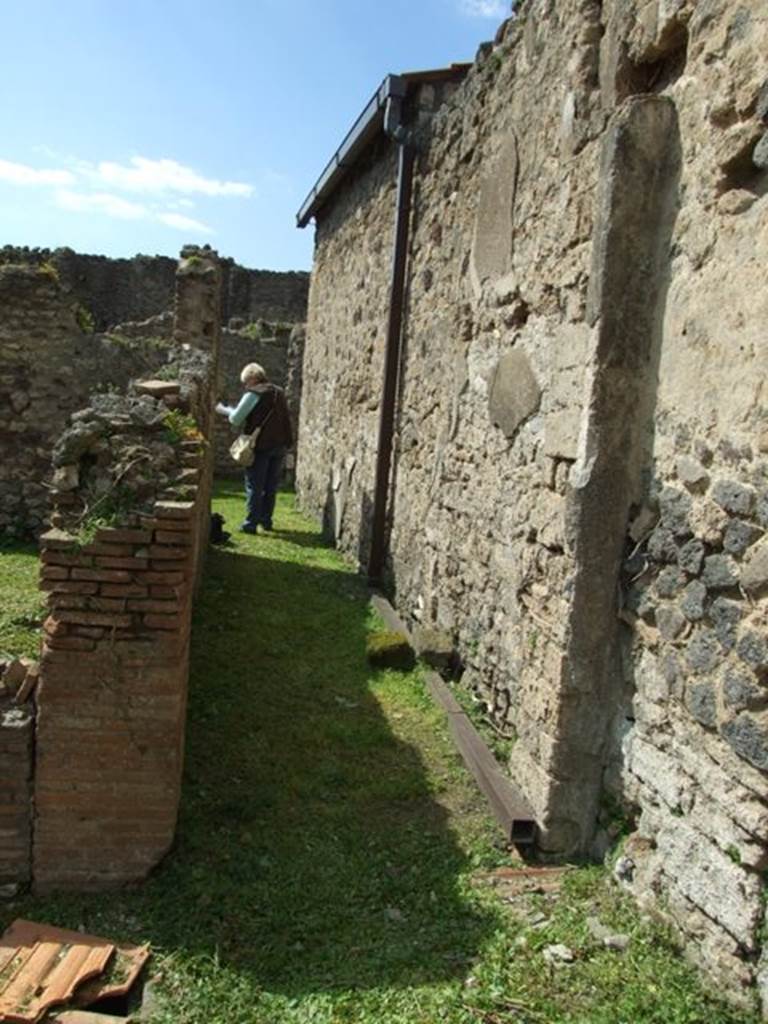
[243,447,285,529]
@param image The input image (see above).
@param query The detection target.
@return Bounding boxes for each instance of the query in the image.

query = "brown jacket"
[244,383,293,451]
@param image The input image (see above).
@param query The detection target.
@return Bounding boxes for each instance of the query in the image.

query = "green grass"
[2,484,760,1023]
[0,539,44,659]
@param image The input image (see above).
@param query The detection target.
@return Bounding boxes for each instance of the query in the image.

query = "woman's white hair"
[240,362,267,385]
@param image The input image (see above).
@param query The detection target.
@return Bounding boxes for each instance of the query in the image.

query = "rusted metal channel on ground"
[370,594,537,845]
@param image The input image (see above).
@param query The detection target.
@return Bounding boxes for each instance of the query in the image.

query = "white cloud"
[55,190,148,220]
[459,0,508,17]
[158,212,213,234]
[0,158,75,187]
[95,157,253,198]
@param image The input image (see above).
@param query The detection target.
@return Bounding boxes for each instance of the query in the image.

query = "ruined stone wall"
[0,247,309,331]
[0,249,220,892]
[297,0,768,1010]
[0,264,175,537]
[0,262,179,536]
[32,248,221,890]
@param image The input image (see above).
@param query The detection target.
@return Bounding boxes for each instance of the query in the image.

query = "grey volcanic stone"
[710,597,742,651]
[680,581,707,621]
[701,554,739,590]
[648,526,678,563]
[686,629,722,674]
[741,541,768,596]
[676,456,709,492]
[488,350,541,439]
[736,631,768,674]
[656,566,685,598]
[723,519,762,557]
[685,680,718,729]
[657,605,686,640]
[659,486,693,538]
[711,479,755,516]
[678,538,705,575]
[753,132,768,170]
[755,491,768,529]
[721,713,768,771]
[723,669,766,713]
[624,586,655,622]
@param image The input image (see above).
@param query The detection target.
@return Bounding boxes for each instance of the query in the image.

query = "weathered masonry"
[0,246,309,331]
[0,254,305,536]
[0,247,220,890]
[295,0,768,1012]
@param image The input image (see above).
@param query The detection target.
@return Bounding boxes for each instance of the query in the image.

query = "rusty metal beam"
[369,593,537,845]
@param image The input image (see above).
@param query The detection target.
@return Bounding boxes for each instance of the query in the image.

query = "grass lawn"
[0,539,44,660]
[2,483,760,1023]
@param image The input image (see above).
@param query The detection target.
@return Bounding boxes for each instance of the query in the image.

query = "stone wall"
[0,246,309,330]
[296,0,768,1010]
[0,248,220,891]
[0,263,176,537]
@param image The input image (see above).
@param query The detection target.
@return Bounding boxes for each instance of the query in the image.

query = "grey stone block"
[685,680,718,730]
[741,541,768,596]
[680,581,707,621]
[659,486,693,538]
[648,526,679,564]
[710,597,742,651]
[678,538,705,575]
[657,605,686,640]
[488,349,541,440]
[723,669,766,713]
[721,712,768,772]
[753,132,768,171]
[736,631,768,674]
[686,629,722,674]
[711,479,755,516]
[676,456,710,492]
[701,554,739,590]
[723,519,762,557]
[656,566,686,598]
[755,491,768,529]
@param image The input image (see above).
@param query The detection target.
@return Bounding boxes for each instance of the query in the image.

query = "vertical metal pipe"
[367,141,414,583]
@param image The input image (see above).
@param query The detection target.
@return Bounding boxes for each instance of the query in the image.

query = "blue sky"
[0,0,509,272]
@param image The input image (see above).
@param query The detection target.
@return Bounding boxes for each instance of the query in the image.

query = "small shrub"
[72,484,136,546]
[38,261,60,283]
[163,410,203,445]
[74,303,95,333]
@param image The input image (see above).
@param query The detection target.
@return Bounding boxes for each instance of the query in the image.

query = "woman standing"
[216,362,294,534]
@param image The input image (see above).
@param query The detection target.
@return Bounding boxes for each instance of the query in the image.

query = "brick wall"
[29,246,221,890]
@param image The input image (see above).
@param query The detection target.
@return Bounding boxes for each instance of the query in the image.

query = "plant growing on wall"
[163,409,203,445]
[74,303,95,334]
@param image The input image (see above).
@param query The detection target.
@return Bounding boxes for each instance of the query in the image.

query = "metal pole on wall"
[367,140,414,584]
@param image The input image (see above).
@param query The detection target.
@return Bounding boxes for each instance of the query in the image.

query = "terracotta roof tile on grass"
[0,920,149,1024]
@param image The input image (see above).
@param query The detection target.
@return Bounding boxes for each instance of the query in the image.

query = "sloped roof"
[296,65,470,228]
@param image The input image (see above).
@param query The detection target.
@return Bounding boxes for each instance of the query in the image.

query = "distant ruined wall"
[0,247,308,331]
[0,264,175,537]
[297,0,768,1011]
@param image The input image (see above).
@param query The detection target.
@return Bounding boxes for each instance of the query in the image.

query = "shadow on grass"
[152,536,495,996]
[13,492,496,1006]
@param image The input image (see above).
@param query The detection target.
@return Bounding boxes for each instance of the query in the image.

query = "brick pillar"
[33,499,200,891]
